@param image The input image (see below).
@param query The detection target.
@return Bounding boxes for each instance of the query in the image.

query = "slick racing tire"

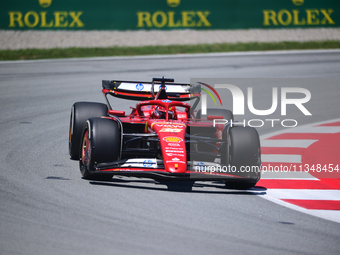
[223,126,261,189]
[69,102,108,160]
[196,108,234,122]
[79,118,121,181]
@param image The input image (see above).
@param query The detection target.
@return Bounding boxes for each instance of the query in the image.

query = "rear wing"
[102,78,199,101]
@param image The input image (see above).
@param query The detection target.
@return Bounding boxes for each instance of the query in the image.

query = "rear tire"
[79,118,121,181]
[223,126,261,189]
[69,102,108,159]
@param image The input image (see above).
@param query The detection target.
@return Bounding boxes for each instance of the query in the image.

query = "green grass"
[0,41,339,61]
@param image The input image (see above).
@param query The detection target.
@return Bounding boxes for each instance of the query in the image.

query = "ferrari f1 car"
[69,78,261,189]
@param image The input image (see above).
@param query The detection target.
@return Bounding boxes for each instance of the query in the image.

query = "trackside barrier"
[1,0,339,30]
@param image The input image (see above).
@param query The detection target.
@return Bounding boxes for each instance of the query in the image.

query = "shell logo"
[39,0,52,8]
[167,0,181,8]
[292,0,304,6]
[163,136,183,143]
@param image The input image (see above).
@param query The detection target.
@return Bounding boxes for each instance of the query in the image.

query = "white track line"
[261,139,318,148]
[311,210,340,224]
[261,171,318,180]
[259,118,340,223]
[266,189,340,200]
[260,118,340,140]
[262,194,340,224]
[262,154,301,163]
[287,126,340,133]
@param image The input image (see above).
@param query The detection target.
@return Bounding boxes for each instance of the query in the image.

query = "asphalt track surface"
[1,50,340,255]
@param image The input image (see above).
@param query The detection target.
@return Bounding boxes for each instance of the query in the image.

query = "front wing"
[94,158,260,181]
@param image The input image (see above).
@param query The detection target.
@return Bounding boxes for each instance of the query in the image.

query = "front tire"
[79,118,121,180]
[69,102,108,159]
[223,126,261,189]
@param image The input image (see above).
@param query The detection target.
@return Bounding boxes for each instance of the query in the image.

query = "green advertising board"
[1,0,339,30]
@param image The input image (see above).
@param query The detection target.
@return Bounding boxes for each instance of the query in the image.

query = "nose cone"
[161,135,187,173]
[151,121,187,173]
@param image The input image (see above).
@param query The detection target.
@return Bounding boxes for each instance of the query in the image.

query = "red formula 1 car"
[69,78,261,189]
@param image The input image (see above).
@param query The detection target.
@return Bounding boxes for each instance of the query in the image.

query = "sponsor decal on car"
[143,159,153,167]
[166,160,186,164]
[166,153,184,157]
[168,143,180,147]
[159,128,183,133]
[165,149,184,153]
[160,86,168,91]
[163,136,183,142]
[136,83,144,91]
[165,146,184,150]
[151,123,186,128]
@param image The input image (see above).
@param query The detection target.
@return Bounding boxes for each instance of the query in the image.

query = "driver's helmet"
[153,106,174,119]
